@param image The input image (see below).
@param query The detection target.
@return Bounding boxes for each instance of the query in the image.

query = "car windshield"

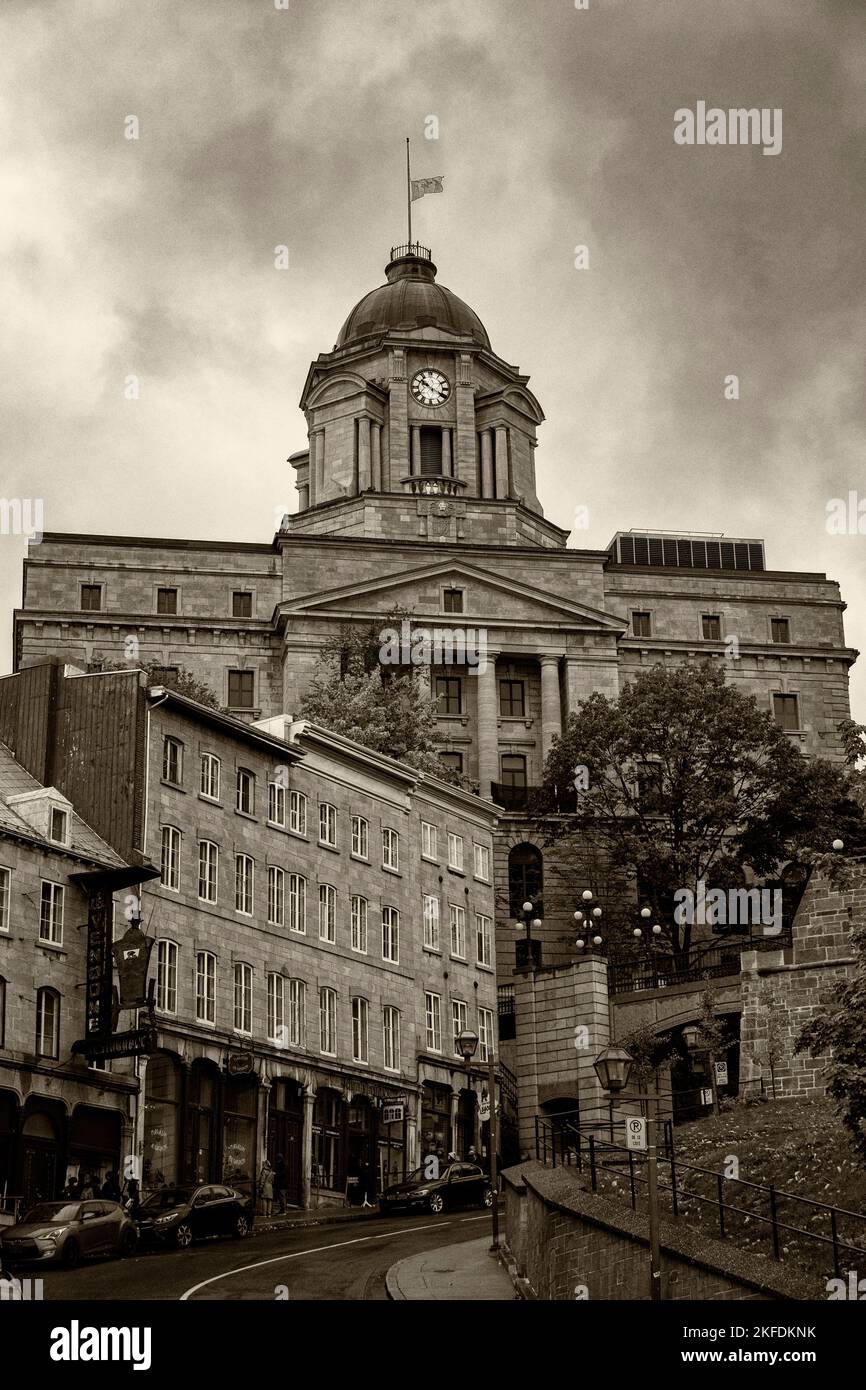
[405,1165,452,1183]
[23,1203,81,1224]
[140,1188,195,1211]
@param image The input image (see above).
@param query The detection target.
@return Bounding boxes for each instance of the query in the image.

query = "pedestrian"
[467,1146,479,1165]
[122,1178,140,1220]
[101,1170,121,1201]
[257,1159,275,1217]
[357,1159,374,1209]
[273,1153,288,1215]
[80,1174,96,1200]
[63,1175,80,1201]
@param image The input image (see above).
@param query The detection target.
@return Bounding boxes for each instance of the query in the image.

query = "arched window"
[508,843,543,918]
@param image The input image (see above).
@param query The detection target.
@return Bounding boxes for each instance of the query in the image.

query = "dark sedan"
[0,1200,137,1268]
[379,1162,493,1215]
[136,1183,254,1249]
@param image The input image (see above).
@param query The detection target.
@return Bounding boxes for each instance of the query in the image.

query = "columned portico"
[476,650,500,799]
[539,654,563,760]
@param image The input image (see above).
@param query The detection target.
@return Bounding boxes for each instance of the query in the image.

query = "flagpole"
[406,137,412,248]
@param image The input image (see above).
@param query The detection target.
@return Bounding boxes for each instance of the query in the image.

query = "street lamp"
[458,1027,500,1254]
[573,889,604,952]
[594,1041,664,1301]
[682,1023,720,1118]
[515,900,543,969]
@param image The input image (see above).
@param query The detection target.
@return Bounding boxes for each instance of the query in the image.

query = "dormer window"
[50,807,69,845]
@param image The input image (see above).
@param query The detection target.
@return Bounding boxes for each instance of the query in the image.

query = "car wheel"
[233,1214,250,1239]
[482,1186,494,1208]
[121,1228,137,1258]
[63,1240,80,1269]
[175,1223,194,1249]
[428,1193,444,1215]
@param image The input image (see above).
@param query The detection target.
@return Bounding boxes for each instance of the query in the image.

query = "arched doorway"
[268,1080,303,1208]
[143,1050,182,1191]
[69,1105,122,1194]
[20,1103,63,1206]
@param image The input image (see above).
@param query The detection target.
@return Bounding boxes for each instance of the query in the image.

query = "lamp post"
[459,1027,499,1253]
[593,1042,663,1301]
[515,899,543,970]
[682,1022,720,1119]
[573,888,604,953]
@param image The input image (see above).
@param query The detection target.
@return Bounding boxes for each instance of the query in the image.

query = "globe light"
[832,839,845,852]
[575,938,585,949]
[652,924,662,935]
[592,935,603,946]
[573,910,584,922]
[582,889,593,901]
[522,901,534,914]
[633,927,642,938]
[640,906,652,919]
[531,918,543,930]
[592,907,603,918]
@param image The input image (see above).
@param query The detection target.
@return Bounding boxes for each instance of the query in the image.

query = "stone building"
[0,661,498,1206]
[9,240,859,1130]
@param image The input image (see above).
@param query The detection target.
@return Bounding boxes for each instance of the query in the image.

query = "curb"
[253,1209,380,1236]
[385,1256,408,1300]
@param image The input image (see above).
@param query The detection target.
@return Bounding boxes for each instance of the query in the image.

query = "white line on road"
[179,1221,451,1301]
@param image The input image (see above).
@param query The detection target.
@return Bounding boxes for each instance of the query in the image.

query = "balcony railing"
[390,242,432,262]
[401,474,466,498]
[608,928,792,995]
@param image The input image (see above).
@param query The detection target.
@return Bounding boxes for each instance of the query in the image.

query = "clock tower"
[287,243,566,549]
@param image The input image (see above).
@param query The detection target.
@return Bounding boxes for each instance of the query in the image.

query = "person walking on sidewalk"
[273,1154,288,1214]
[257,1159,275,1218]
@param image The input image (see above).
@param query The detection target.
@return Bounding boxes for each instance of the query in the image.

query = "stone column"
[406,1109,418,1176]
[540,655,563,761]
[308,431,323,508]
[441,427,452,477]
[411,426,422,477]
[494,426,509,498]
[480,430,494,498]
[371,421,382,491]
[358,416,371,493]
[417,662,432,702]
[449,1090,460,1156]
[257,1078,272,1176]
[297,483,309,512]
[301,1087,315,1209]
[476,650,499,799]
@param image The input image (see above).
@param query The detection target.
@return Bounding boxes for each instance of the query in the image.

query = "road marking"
[179,1221,451,1301]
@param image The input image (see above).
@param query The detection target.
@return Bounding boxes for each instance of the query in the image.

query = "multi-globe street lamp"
[515,899,543,969]
[573,888,604,952]
[458,1027,499,1253]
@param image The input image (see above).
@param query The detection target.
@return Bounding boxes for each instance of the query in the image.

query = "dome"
[335,246,490,350]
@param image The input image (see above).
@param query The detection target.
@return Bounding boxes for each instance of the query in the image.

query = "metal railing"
[533,1113,866,1280]
[390,242,431,262]
[608,929,792,995]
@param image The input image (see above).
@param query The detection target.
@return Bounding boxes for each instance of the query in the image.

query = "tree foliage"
[86,658,220,709]
[796,923,866,1163]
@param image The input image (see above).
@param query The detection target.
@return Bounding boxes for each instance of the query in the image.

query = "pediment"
[279,559,625,632]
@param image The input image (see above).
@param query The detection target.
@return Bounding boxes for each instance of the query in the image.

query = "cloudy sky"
[1,0,864,717]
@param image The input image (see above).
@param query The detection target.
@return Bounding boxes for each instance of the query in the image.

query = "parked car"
[0,1257,23,1298]
[379,1162,494,1215]
[0,1200,137,1269]
[136,1183,254,1248]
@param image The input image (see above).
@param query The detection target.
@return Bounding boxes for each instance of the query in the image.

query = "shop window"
[184,1063,218,1186]
[223,1076,257,1191]
[143,1052,182,1191]
[312,1089,343,1191]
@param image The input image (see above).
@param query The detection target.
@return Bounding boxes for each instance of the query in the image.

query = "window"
[149,665,178,686]
[637,763,664,810]
[500,754,527,789]
[236,768,255,815]
[50,807,69,844]
[195,952,216,1025]
[771,618,791,644]
[156,587,178,615]
[318,884,336,942]
[198,840,219,903]
[425,993,442,1052]
[382,906,400,964]
[268,866,285,926]
[235,855,254,915]
[0,867,9,932]
[228,670,255,710]
[160,825,181,891]
[508,843,543,917]
[443,588,464,614]
[268,779,286,826]
[163,736,182,785]
[383,1006,401,1072]
[451,999,468,1056]
[421,821,438,860]
[419,426,443,475]
[422,895,441,951]
[351,816,368,859]
[479,1007,494,1064]
[288,873,306,933]
[39,882,64,946]
[351,997,369,1063]
[319,803,336,846]
[702,614,721,640]
[200,753,220,801]
[80,584,102,612]
[351,895,368,953]
[499,679,525,717]
[773,693,800,732]
[439,751,463,777]
[232,591,253,618]
[36,988,60,1058]
[476,913,493,967]
[156,940,178,1014]
[447,832,464,872]
[436,676,462,716]
[473,842,490,881]
[0,976,5,1048]
[268,973,286,1044]
[450,904,466,958]
[289,790,307,836]
[632,611,652,638]
[319,987,337,1055]
[382,828,399,871]
[288,979,305,1047]
[234,962,253,1034]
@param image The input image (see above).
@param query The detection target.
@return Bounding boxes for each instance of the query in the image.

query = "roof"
[0,742,127,868]
[335,251,490,350]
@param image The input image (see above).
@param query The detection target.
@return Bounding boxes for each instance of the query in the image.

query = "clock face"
[411,369,451,407]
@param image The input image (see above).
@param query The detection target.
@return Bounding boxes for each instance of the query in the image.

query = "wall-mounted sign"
[112,923,155,1008]
[625,1117,647,1152]
[73,1025,157,1061]
[226,1051,255,1076]
[382,1104,404,1126]
[700,1088,714,1107]
[84,891,114,1038]
[714,1060,729,1086]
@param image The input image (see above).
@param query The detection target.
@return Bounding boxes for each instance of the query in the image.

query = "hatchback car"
[0,1200,137,1268]
[379,1162,494,1215]
[136,1183,254,1248]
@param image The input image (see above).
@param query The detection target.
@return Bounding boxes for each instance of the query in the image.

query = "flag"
[410,176,444,201]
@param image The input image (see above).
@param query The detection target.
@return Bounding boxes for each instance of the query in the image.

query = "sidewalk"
[386,1237,517,1300]
[253,1204,379,1235]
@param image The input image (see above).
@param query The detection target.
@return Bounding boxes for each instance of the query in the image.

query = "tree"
[796,924,866,1162]
[86,658,220,710]
[537,662,863,957]
[298,617,458,781]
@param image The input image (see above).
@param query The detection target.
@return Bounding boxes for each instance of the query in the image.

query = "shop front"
[143,1051,182,1189]
[420,1081,452,1161]
[222,1072,258,1196]
[183,1059,220,1185]
[267,1079,303,1207]
[68,1105,122,1193]
[0,1090,19,1214]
